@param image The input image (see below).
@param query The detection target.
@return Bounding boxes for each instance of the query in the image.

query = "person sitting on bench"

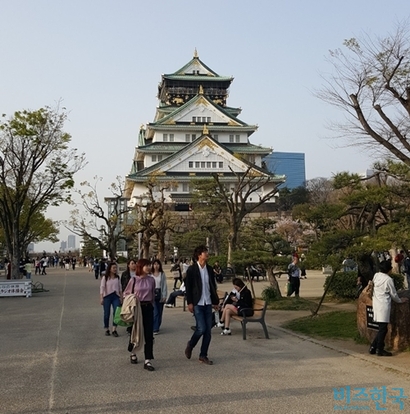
[165,282,185,308]
[217,278,253,336]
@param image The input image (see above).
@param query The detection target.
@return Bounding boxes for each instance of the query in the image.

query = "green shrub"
[261,286,278,303]
[390,273,405,291]
[324,271,358,300]
[208,256,227,269]
[324,271,406,299]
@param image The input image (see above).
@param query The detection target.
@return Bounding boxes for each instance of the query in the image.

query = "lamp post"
[132,196,148,260]
[138,232,142,260]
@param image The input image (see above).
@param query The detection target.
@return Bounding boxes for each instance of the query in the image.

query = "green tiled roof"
[135,142,270,154]
[163,75,233,82]
[128,134,280,182]
[169,56,220,77]
[147,124,257,131]
[150,94,248,127]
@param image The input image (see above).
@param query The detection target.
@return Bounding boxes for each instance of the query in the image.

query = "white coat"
[372,272,403,323]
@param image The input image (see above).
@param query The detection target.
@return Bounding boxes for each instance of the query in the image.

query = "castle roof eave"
[150,93,248,127]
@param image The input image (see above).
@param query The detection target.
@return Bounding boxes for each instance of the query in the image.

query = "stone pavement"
[0,267,409,413]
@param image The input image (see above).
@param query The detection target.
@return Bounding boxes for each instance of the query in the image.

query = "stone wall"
[357,289,410,352]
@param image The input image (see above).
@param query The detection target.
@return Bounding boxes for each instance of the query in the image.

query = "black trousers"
[287,276,300,296]
[371,322,388,352]
[141,303,154,360]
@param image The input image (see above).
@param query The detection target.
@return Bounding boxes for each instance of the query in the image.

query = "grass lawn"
[267,297,321,311]
[282,311,363,341]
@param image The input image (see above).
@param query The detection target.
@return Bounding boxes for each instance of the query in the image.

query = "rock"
[357,289,410,351]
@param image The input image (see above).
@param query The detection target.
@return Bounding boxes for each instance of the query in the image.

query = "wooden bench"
[231,298,269,340]
[180,290,226,312]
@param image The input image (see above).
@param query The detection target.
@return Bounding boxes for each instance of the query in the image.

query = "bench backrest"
[253,299,267,318]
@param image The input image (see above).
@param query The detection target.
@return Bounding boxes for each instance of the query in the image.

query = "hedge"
[324,271,405,300]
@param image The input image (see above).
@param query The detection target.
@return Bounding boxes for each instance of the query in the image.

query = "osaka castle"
[125,51,285,210]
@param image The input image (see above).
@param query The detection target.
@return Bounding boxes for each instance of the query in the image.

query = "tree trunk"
[267,267,283,298]
[142,232,150,259]
[157,237,165,262]
[11,225,21,279]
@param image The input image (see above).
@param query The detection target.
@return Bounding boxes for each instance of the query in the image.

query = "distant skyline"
[1,1,408,251]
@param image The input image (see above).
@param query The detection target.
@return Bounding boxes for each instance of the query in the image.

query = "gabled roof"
[135,142,271,155]
[127,133,283,183]
[149,93,248,127]
[162,52,233,82]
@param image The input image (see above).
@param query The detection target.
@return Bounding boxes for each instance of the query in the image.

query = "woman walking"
[100,262,122,337]
[123,258,156,371]
[152,259,168,335]
[121,259,137,291]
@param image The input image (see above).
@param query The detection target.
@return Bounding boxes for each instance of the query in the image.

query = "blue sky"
[1,1,409,250]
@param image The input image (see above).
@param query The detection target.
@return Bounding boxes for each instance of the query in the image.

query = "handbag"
[287,281,293,296]
[114,306,132,327]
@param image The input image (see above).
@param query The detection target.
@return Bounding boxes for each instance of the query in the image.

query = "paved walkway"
[0,267,409,413]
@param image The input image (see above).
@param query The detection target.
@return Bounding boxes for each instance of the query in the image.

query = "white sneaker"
[221,328,231,335]
[165,304,173,308]
[217,322,224,328]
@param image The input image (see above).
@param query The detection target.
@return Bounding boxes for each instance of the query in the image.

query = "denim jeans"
[153,300,164,332]
[103,292,121,329]
[189,304,213,358]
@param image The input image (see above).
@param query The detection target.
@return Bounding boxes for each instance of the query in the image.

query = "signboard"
[366,305,379,330]
[0,280,32,298]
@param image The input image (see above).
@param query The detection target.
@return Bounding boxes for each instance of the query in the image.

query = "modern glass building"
[263,152,306,189]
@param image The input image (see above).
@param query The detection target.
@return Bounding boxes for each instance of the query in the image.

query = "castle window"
[212,162,217,168]
[202,117,207,123]
[182,183,189,192]
[219,162,223,168]
[207,117,211,123]
[195,161,200,168]
[192,117,196,123]
[206,162,211,168]
[235,135,240,143]
[152,155,157,162]
[169,134,174,142]
[186,134,190,142]
[229,134,234,143]
[158,155,163,161]
[163,134,168,142]
[201,162,205,168]
[192,134,196,141]
[189,161,193,168]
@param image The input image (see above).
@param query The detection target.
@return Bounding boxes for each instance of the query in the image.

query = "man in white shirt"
[184,245,219,365]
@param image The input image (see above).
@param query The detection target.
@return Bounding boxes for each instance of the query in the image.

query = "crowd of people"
[98,245,261,371]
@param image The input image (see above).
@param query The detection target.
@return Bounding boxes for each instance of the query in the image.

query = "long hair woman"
[99,262,122,337]
[123,258,156,371]
[218,278,253,336]
[151,259,168,335]
[121,258,137,292]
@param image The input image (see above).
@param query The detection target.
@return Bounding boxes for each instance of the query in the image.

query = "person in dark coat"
[184,245,219,365]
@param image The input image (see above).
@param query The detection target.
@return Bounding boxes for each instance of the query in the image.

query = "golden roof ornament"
[203,124,209,135]
[194,48,198,58]
[199,85,204,95]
